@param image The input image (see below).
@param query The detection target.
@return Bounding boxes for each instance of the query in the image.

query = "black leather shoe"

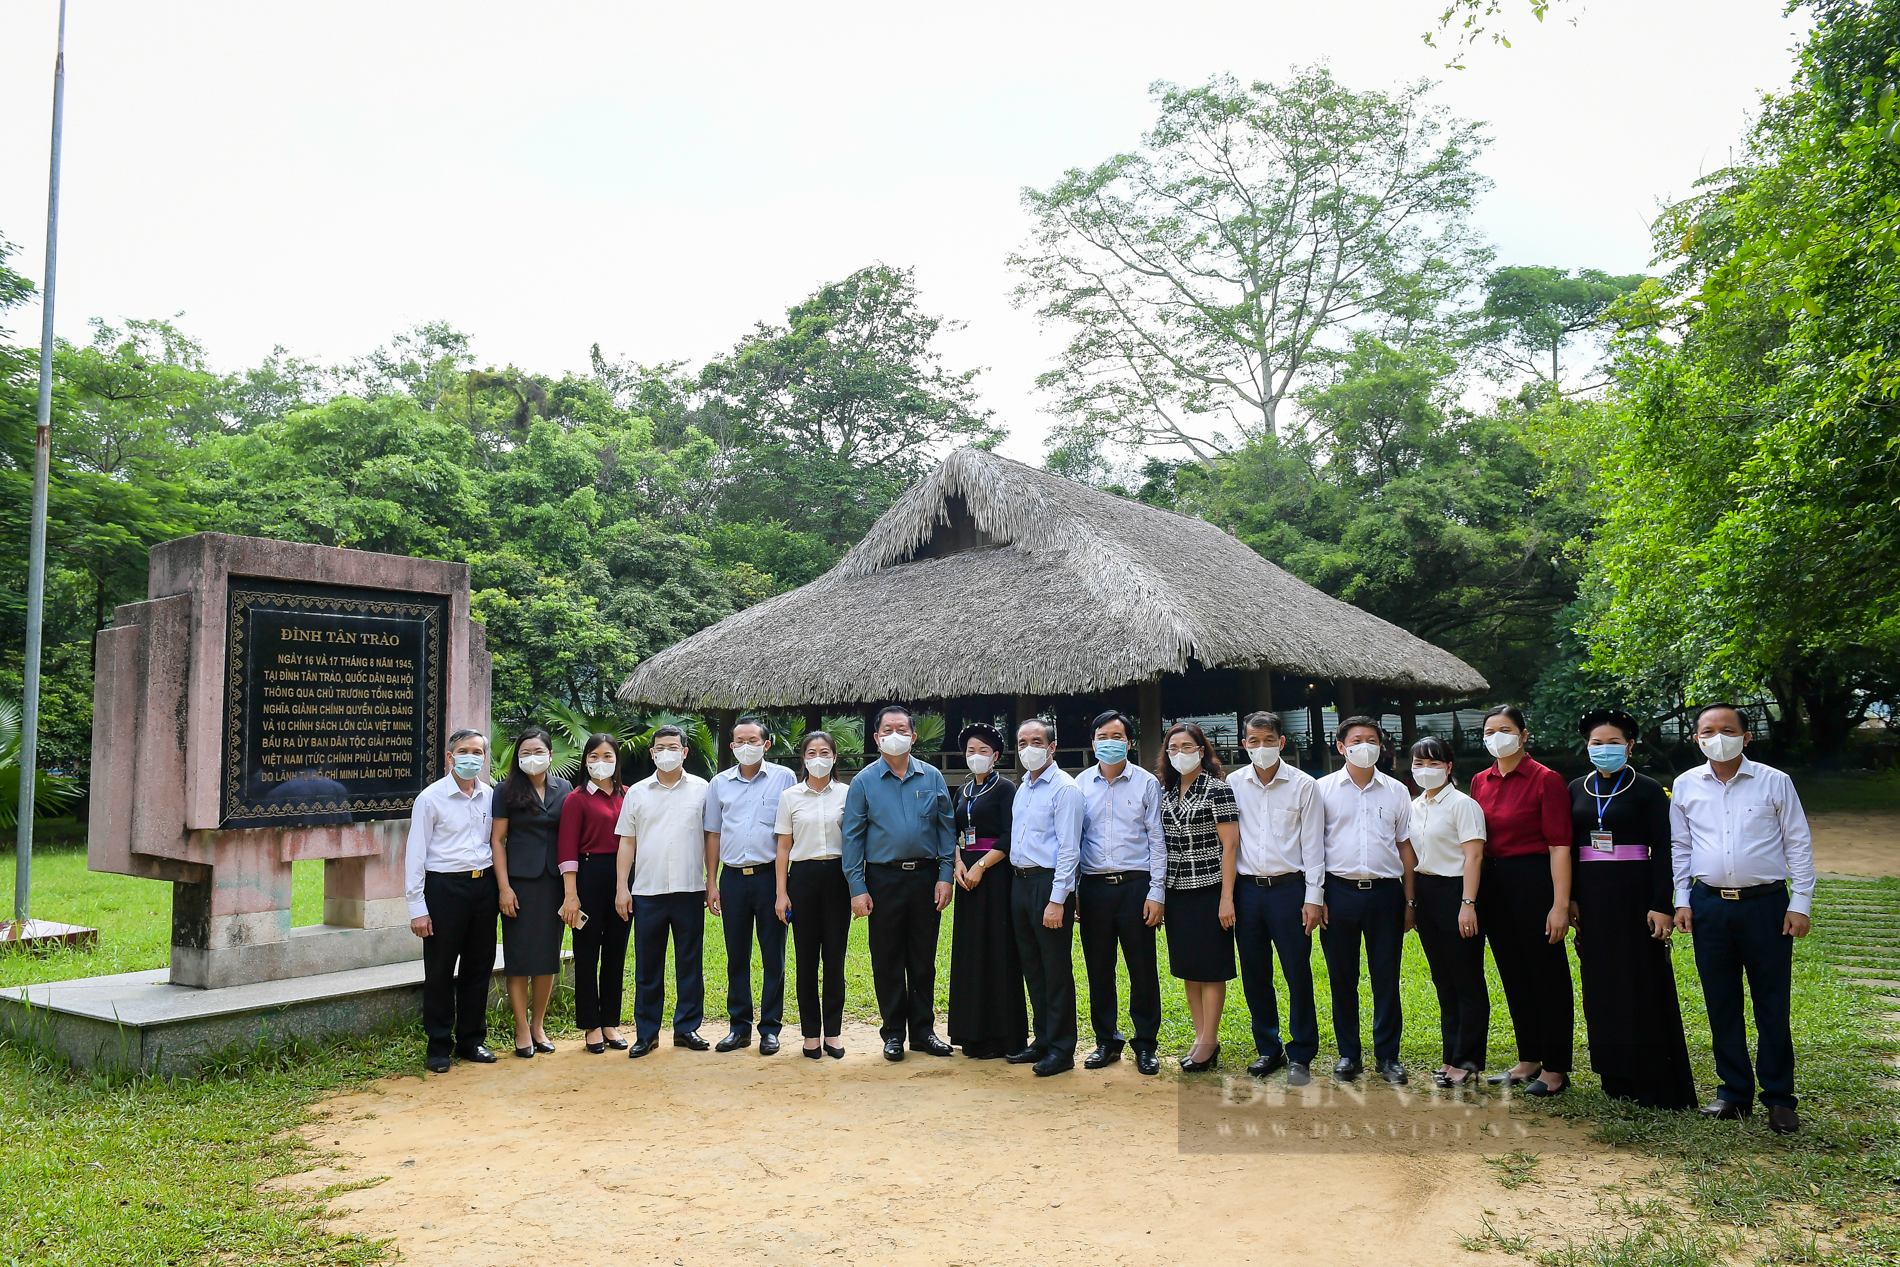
[674,1030,710,1051]
[1179,1043,1220,1073]
[759,1033,781,1056]
[914,1033,954,1057]
[1488,1068,1539,1087]
[1286,1061,1311,1087]
[801,1043,823,1060]
[883,1038,906,1062]
[532,1039,555,1054]
[1248,1050,1288,1078]
[825,1044,845,1060]
[1767,1105,1800,1135]
[425,1054,451,1074]
[1523,1074,1567,1097]
[602,1036,630,1051]
[513,1044,534,1059]
[628,1037,659,1058]
[1033,1052,1075,1077]
[715,1028,752,1053]
[457,1044,498,1064]
[585,1041,607,1055]
[1431,1069,1453,1089]
[1699,1100,1751,1121]
[1333,1056,1363,1081]
[1134,1048,1160,1075]
[1083,1043,1124,1070]
[1377,1058,1409,1086]
[1005,1046,1046,1065]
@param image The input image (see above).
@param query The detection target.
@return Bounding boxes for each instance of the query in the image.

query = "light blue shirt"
[1011,764,1084,902]
[1078,761,1166,903]
[703,761,797,867]
[841,757,956,898]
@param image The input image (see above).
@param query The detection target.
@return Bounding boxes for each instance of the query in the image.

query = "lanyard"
[1588,770,1633,831]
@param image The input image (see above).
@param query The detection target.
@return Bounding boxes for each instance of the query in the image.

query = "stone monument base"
[0,949,542,1077]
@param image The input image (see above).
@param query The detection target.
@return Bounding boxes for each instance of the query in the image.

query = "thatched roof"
[619,448,1488,708]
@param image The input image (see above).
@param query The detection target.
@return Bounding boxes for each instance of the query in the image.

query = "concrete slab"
[0,920,99,953]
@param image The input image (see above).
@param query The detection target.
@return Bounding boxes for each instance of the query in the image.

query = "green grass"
[1789,768,1900,816]
[2,836,1897,1265]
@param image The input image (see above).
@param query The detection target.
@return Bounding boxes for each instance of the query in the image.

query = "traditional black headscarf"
[957,722,1009,754]
[1577,708,1641,743]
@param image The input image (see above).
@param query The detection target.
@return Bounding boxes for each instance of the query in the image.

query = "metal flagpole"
[16,0,69,926]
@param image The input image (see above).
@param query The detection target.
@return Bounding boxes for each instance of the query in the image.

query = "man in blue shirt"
[704,716,798,1056]
[1075,710,1166,1076]
[1007,717,1085,1076]
[842,704,956,1061]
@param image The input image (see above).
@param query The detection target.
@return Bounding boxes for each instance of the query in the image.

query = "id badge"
[1589,830,1614,853]
[962,828,976,851]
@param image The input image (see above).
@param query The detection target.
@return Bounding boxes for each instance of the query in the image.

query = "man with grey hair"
[1007,716,1084,1076]
[406,728,499,1074]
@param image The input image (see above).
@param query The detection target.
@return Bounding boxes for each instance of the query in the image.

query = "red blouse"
[1469,756,1570,859]
[557,783,625,871]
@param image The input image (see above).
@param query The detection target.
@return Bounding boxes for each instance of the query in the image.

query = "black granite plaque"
[220,577,447,828]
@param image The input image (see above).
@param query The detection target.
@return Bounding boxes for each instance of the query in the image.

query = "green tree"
[1481,266,1645,393]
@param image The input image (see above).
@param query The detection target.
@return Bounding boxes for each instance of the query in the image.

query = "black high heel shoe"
[513,1044,535,1059]
[602,1036,629,1051]
[1179,1042,1220,1073]
[532,1039,555,1054]
[825,1044,845,1060]
[802,1044,823,1060]
[1523,1074,1569,1098]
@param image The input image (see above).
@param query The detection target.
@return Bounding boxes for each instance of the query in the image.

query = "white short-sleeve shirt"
[775,778,847,862]
[1409,784,1487,877]
[615,772,709,896]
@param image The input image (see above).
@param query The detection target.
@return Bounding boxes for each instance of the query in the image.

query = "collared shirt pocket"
[1274,807,1303,842]
[1741,801,1780,846]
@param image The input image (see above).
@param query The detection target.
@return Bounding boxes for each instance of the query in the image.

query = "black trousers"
[571,854,632,1031]
[1481,854,1574,1073]
[1233,876,1318,1065]
[633,891,706,1041]
[1413,872,1489,1071]
[1318,875,1405,1065]
[1077,873,1161,1052]
[1010,867,1077,1058]
[421,869,500,1058]
[1691,882,1796,1109]
[865,863,942,1044]
[787,858,851,1039]
[719,865,786,1035]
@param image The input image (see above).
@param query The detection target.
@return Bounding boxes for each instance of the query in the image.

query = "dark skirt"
[1574,859,1700,1110]
[501,871,565,976]
[948,848,1027,1056]
[1164,883,1235,982]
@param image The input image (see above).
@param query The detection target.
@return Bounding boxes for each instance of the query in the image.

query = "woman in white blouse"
[1408,735,1489,1088]
[775,731,851,1059]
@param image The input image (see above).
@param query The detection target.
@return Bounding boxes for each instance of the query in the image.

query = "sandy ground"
[289,1021,1643,1267]
[1812,810,1900,877]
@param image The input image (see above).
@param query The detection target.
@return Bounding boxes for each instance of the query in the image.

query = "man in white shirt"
[1076,710,1166,1076]
[1227,711,1325,1085]
[614,725,717,1058]
[704,716,798,1056]
[1315,716,1417,1085]
[1671,703,1815,1135]
[1007,718,1084,1077]
[405,728,498,1074]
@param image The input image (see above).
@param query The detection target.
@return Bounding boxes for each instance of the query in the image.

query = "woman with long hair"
[558,733,631,1052]
[1157,721,1239,1072]
[774,731,852,1058]
[1407,735,1489,1088]
[491,725,573,1057]
[946,722,1025,1060]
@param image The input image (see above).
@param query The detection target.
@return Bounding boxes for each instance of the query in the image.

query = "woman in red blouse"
[1469,705,1574,1097]
[558,734,630,1054]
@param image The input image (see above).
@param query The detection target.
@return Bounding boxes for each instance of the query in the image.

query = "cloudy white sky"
[0,0,1806,461]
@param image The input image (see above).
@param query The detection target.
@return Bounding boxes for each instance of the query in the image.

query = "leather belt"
[1328,874,1399,890]
[873,859,928,871]
[726,864,768,876]
[1239,872,1301,888]
[1013,864,1054,878]
[1694,879,1787,901]
[1085,871,1149,885]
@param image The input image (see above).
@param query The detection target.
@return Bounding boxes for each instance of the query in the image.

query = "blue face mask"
[1094,739,1130,764]
[452,753,484,780]
[1587,744,1628,773]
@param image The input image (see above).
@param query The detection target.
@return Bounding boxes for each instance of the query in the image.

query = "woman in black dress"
[1159,722,1239,1072]
[948,723,1026,1059]
[1568,708,1699,1110]
[492,726,573,1058]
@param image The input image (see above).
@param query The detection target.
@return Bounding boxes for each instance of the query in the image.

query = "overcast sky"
[0,0,1807,461]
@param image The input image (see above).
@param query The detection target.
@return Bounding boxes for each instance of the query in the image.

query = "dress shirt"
[615,772,710,896]
[404,774,495,919]
[556,781,624,872]
[1078,762,1166,902]
[704,761,798,866]
[1410,784,1487,877]
[1011,764,1084,902]
[840,757,956,898]
[1470,757,1571,858]
[1316,767,1413,880]
[1227,759,1326,903]
[1669,757,1816,916]
[775,778,848,862]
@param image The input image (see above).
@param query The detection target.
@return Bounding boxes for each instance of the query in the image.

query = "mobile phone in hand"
[576,909,589,929]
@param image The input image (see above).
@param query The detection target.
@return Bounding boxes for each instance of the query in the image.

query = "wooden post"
[1307,697,1327,773]
[713,709,736,770]
[1138,678,1163,771]
[802,704,823,738]
[1251,668,1274,718]
[1337,680,1357,721]
[1013,694,1038,742]
[1399,695,1418,748]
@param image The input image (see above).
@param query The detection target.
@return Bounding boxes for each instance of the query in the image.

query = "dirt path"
[1813,810,1900,878]
[292,1021,1636,1266]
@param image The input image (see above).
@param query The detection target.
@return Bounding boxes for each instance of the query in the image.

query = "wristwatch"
[1460,898,1477,906]
[1406,898,1417,908]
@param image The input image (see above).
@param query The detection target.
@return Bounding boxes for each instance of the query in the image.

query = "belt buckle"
[1355,878,1373,890]
[471,869,482,878]
[1719,887,1740,900]
[899,860,918,871]
[1102,874,1123,884]
[741,866,757,876]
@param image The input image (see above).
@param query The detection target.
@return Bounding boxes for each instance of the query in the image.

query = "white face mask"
[876,732,913,757]
[1168,750,1200,774]
[651,748,686,772]
[805,756,835,778]
[733,742,766,767]
[1344,741,1381,769]
[1019,746,1050,772]
[966,752,994,776]
[1246,744,1281,769]
[517,752,551,776]
[1411,765,1448,789]
[586,759,617,782]
[1483,731,1522,759]
[1698,732,1746,762]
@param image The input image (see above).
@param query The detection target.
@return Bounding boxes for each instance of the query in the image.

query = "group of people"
[401,699,1816,1135]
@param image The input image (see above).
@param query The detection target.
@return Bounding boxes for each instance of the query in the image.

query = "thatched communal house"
[619,447,1487,770]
